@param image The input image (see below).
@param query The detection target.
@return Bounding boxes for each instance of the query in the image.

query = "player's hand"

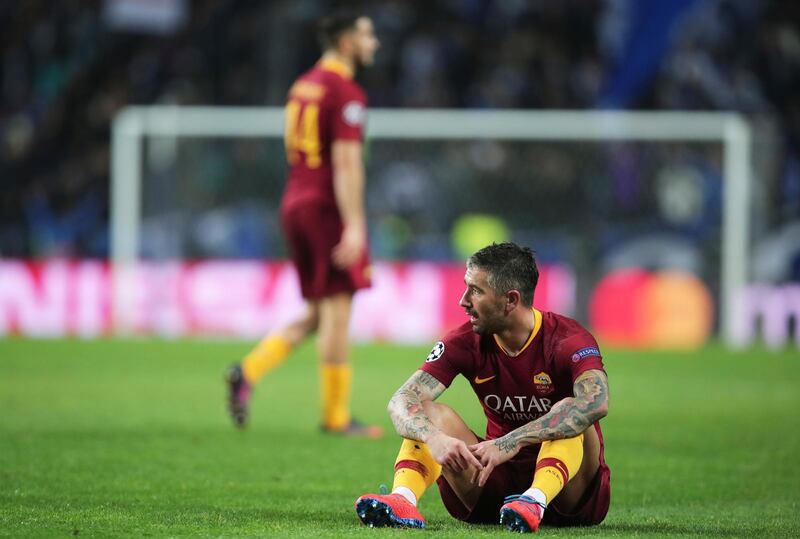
[427,432,483,478]
[469,437,519,487]
[332,223,366,269]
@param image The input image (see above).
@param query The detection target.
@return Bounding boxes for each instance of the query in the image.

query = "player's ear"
[337,28,356,54]
[505,290,522,313]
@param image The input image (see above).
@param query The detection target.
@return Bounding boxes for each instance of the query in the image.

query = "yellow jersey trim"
[289,80,327,101]
[319,58,353,80]
[494,308,542,357]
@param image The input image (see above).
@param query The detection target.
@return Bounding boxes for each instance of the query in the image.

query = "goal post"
[111,106,752,343]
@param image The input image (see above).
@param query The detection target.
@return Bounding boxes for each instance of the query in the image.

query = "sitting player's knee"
[421,401,457,428]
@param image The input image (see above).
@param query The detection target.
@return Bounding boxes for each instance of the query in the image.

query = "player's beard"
[470,304,506,336]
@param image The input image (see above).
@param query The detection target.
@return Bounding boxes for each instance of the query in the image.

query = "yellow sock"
[241,335,291,385]
[531,434,584,504]
[321,363,352,430]
[392,439,442,503]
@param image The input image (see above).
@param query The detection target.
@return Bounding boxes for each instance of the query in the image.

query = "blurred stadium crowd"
[0,0,798,275]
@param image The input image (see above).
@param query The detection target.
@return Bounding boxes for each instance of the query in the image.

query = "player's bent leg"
[421,401,479,444]
[356,403,479,529]
[500,433,586,533]
[392,438,442,504]
[356,439,434,528]
[317,293,382,437]
[357,439,437,528]
[500,426,604,532]
[548,425,601,513]
[226,303,319,427]
[421,401,485,510]
[357,439,440,528]
[539,423,609,529]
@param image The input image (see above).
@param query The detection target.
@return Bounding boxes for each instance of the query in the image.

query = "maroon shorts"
[437,446,610,527]
[280,202,371,300]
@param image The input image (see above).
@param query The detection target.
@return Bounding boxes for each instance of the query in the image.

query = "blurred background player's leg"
[226,304,319,427]
[317,292,382,437]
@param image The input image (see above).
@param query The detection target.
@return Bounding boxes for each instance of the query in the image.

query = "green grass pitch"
[1,338,798,537]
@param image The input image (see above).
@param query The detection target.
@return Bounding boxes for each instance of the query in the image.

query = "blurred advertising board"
[1,260,795,348]
[0,260,573,342]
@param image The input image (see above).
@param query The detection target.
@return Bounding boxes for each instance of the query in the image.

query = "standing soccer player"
[355,242,611,532]
[226,11,381,437]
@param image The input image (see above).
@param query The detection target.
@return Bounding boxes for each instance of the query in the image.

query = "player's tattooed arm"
[493,369,609,455]
[387,370,446,442]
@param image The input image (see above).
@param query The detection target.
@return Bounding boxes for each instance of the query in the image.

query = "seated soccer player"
[355,242,610,532]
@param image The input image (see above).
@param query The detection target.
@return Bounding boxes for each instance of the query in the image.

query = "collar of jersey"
[493,308,542,357]
[319,58,353,79]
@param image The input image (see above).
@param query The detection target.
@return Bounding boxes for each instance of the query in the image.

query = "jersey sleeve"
[555,329,605,383]
[418,331,472,387]
[330,83,367,142]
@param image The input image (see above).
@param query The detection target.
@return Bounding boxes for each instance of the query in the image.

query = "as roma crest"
[533,372,554,395]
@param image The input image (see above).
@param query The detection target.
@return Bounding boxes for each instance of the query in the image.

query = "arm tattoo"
[387,370,446,442]
[417,371,443,390]
[493,369,609,455]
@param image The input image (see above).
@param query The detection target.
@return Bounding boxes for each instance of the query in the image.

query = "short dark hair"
[317,10,361,51]
[467,242,539,306]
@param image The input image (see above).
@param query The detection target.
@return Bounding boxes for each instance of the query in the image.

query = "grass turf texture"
[0,339,798,538]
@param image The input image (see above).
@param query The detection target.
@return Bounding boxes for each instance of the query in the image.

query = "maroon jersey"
[281,58,367,213]
[420,309,605,443]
